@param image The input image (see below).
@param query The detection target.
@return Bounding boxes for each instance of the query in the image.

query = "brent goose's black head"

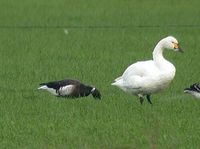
[91,88,101,99]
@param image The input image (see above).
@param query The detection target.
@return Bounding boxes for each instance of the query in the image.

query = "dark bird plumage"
[184,83,200,99]
[38,79,101,99]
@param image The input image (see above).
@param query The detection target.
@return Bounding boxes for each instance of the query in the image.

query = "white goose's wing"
[123,60,158,78]
[122,60,160,88]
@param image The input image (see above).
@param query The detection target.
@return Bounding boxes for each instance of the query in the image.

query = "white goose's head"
[160,36,183,53]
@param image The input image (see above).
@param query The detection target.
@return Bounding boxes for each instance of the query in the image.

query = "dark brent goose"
[184,83,200,99]
[38,79,101,99]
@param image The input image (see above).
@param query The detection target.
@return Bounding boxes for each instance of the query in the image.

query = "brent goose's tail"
[38,84,48,90]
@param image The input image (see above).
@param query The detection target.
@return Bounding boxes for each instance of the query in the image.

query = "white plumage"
[112,36,183,104]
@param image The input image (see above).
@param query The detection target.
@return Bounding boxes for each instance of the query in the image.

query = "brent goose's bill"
[184,83,200,99]
[38,79,101,99]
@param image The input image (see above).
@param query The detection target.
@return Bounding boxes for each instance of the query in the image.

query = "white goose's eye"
[172,42,179,49]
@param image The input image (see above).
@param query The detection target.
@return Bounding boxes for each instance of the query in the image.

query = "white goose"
[112,36,183,104]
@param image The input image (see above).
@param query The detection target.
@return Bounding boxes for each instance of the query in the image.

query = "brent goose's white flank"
[112,36,183,104]
[38,79,101,99]
[184,83,200,99]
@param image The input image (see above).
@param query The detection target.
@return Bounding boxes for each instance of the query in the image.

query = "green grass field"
[1,0,200,148]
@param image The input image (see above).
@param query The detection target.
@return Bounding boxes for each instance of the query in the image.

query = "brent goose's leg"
[146,95,152,104]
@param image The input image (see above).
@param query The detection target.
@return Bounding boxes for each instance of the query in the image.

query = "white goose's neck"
[153,42,165,63]
[152,38,176,81]
[152,41,168,69]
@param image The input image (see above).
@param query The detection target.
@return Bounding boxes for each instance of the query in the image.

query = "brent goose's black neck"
[79,84,101,99]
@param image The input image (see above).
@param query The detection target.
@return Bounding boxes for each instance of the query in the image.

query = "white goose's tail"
[111,77,127,92]
[111,76,122,85]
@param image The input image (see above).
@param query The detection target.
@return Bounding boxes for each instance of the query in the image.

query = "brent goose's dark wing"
[184,83,200,99]
[39,79,81,90]
[189,83,200,93]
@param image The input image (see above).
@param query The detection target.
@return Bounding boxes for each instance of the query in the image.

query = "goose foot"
[146,95,152,104]
[139,97,144,105]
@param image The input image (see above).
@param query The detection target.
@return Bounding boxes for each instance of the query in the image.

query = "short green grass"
[1,0,200,148]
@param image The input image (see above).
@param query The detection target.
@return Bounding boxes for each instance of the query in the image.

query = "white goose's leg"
[138,94,144,104]
[146,95,152,104]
